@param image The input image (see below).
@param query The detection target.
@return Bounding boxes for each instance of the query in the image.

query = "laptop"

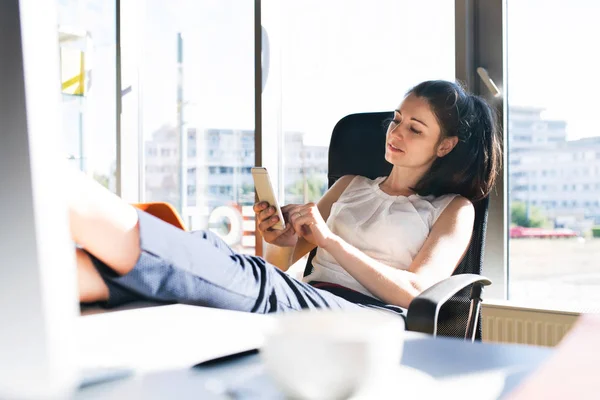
[0,1,133,397]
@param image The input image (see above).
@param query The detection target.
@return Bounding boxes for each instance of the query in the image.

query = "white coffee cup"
[261,309,405,400]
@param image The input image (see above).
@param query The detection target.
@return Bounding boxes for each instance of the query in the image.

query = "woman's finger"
[262,221,296,242]
[291,217,313,239]
[281,205,298,219]
[289,205,314,222]
[253,201,269,214]
[258,214,280,233]
[257,206,276,223]
[289,210,314,235]
[294,214,316,227]
[281,204,299,214]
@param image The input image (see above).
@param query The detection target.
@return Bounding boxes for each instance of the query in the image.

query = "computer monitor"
[0,0,80,398]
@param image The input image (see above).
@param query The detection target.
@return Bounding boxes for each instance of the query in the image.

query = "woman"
[75,80,501,316]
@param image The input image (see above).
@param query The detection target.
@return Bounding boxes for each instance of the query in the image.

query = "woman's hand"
[287,203,337,249]
[253,202,298,247]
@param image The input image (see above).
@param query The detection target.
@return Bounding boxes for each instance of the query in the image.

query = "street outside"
[265,235,600,313]
[508,238,600,312]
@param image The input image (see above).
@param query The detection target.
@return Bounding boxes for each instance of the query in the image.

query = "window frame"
[455,0,507,300]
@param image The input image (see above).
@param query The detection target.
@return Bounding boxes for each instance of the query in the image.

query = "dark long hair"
[407,80,502,202]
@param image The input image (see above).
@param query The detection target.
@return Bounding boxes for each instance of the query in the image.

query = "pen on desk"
[193,348,260,367]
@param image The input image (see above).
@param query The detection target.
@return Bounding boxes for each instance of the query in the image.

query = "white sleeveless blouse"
[303,176,459,299]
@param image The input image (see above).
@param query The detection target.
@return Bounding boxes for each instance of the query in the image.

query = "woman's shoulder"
[421,192,470,206]
[426,194,474,226]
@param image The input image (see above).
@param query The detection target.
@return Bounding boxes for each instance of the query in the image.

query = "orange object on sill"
[132,202,187,231]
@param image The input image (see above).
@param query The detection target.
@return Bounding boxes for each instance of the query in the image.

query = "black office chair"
[303,111,492,342]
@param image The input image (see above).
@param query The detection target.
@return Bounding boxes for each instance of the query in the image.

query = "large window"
[136,1,455,258]
[139,0,255,253]
[45,0,600,311]
[57,0,117,190]
[507,0,600,310]
[258,0,455,273]
[272,1,456,206]
[55,0,600,310]
[60,0,600,310]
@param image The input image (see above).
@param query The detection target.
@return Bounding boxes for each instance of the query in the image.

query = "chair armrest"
[405,274,491,336]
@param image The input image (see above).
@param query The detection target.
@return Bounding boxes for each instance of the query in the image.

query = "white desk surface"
[74,304,552,399]
[77,303,274,373]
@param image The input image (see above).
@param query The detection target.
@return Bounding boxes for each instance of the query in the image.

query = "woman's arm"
[293,196,475,308]
[263,175,356,271]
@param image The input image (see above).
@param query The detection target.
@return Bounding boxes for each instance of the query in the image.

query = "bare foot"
[76,249,109,303]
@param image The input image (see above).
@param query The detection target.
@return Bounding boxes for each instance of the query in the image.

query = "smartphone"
[251,167,286,230]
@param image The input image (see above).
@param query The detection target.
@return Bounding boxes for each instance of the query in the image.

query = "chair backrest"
[303,111,489,340]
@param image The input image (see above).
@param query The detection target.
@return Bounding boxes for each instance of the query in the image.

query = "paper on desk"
[76,304,275,373]
[506,313,599,400]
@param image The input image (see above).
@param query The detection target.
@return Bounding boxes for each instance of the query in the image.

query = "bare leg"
[68,169,140,276]
[76,248,109,303]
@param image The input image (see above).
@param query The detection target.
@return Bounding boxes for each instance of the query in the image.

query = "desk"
[73,305,552,399]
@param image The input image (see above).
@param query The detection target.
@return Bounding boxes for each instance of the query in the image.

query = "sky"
[507,0,600,139]
[141,0,455,146]
[59,0,600,175]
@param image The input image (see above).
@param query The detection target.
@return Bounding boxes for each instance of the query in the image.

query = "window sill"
[483,298,583,316]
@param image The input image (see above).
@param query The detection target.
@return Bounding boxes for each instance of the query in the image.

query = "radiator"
[481,302,579,347]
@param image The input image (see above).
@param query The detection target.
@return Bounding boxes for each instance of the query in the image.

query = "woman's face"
[384,93,456,170]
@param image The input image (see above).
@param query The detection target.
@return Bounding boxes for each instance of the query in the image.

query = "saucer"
[351,364,507,400]
[350,365,443,399]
